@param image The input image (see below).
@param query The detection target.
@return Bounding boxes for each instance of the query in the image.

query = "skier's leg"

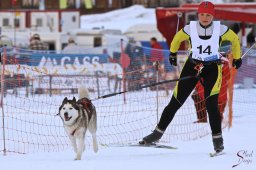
[203,64,224,152]
[141,60,198,144]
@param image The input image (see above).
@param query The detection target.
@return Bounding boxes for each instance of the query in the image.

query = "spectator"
[29,33,48,51]
[62,37,84,54]
[247,30,255,47]
[125,39,144,91]
[149,37,169,96]
[150,37,164,62]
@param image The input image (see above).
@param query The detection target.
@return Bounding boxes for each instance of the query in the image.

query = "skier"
[140,1,242,153]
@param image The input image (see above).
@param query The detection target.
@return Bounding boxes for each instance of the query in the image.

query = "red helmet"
[198,1,215,16]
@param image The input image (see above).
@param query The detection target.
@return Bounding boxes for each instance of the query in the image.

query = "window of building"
[94,37,102,47]
[121,0,132,7]
[36,18,43,27]
[159,0,179,7]
[3,18,10,27]
[67,0,76,8]
[111,0,121,8]
[133,0,147,6]
[47,41,56,51]
[22,0,39,8]
[95,0,108,8]
[14,18,20,28]
[72,16,76,22]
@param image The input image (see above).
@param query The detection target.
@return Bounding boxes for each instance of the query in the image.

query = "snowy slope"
[80,5,156,33]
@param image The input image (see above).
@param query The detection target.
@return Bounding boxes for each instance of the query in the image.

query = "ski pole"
[93,75,194,100]
[241,41,256,59]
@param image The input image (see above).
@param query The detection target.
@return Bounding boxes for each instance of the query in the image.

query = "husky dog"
[59,87,98,160]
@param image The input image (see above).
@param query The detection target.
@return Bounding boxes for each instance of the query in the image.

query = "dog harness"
[77,97,95,121]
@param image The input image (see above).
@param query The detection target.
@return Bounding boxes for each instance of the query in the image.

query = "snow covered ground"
[1,102,255,170]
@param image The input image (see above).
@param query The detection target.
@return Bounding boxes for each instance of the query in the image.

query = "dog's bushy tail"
[78,86,90,99]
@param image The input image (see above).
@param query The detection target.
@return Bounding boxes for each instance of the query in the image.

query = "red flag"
[120,53,130,69]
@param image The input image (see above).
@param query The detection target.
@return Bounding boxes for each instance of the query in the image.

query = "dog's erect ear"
[62,97,68,104]
[72,97,76,102]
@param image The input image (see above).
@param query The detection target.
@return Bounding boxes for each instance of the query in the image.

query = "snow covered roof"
[80,5,156,33]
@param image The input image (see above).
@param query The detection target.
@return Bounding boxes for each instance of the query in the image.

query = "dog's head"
[59,97,80,126]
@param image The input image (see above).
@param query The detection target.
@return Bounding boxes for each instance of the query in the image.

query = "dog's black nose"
[64,112,68,116]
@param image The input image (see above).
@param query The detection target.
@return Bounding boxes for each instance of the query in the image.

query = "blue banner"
[29,53,109,66]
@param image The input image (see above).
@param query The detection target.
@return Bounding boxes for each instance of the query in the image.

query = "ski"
[101,143,177,150]
[130,143,177,149]
[209,151,225,157]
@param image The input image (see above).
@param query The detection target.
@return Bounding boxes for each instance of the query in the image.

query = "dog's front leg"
[69,135,77,153]
[75,136,85,160]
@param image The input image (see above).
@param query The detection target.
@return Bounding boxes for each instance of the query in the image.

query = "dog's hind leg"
[91,132,98,153]
[89,115,98,153]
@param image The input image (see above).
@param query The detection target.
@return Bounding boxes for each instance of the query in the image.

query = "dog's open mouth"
[64,115,72,121]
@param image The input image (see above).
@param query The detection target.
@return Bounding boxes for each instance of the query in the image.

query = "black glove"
[232,58,242,69]
[169,52,177,66]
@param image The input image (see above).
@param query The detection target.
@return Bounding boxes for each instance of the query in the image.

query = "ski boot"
[212,133,224,153]
[139,127,164,145]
